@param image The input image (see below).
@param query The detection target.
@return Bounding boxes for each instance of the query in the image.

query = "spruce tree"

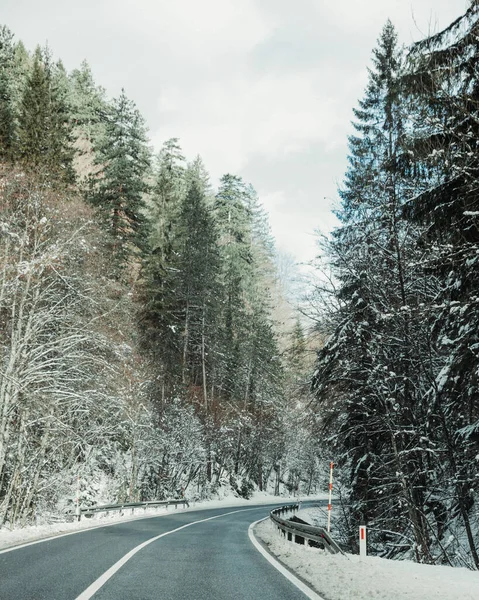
[148,137,186,254]
[313,21,434,560]
[0,26,16,159]
[177,182,220,409]
[18,48,49,164]
[69,60,106,143]
[185,155,213,198]
[214,174,254,402]
[403,2,479,566]
[88,89,151,270]
[18,46,73,178]
[140,139,186,392]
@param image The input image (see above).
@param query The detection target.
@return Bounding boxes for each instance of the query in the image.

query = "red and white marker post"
[327,461,334,533]
[359,525,367,557]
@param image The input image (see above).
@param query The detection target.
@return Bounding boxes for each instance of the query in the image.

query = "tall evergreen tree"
[185,155,212,198]
[313,21,435,560]
[0,26,16,159]
[214,174,254,402]
[140,139,186,393]
[69,59,106,143]
[402,1,479,566]
[88,89,151,270]
[17,46,73,178]
[149,138,186,254]
[177,183,220,402]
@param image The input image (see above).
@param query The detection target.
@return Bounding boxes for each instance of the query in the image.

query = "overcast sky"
[1,0,468,265]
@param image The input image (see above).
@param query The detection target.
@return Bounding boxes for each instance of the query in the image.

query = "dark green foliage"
[213,174,255,400]
[0,71,14,159]
[313,7,479,567]
[17,47,74,179]
[401,3,479,567]
[141,179,220,391]
[313,20,442,562]
[314,21,415,540]
[18,48,49,162]
[141,163,286,491]
[69,60,106,143]
[0,26,16,159]
[177,183,221,389]
[88,89,151,270]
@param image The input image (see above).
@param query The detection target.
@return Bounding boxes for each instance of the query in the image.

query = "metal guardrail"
[78,498,189,520]
[270,504,344,554]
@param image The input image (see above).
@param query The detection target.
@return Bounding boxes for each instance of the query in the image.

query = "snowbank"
[255,517,479,600]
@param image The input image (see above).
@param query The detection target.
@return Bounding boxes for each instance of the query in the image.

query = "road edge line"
[248,518,326,600]
[0,510,174,555]
[0,500,290,555]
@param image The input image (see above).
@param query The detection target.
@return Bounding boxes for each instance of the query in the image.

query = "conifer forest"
[1,1,479,570]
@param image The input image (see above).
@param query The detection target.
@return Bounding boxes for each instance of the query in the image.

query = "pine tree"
[141,178,220,399]
[148,138,186,254]
[185,155,213,198]
[0,26,16,159]
[139,139,186,393]
[18,48,49,163]
[402,2,479,567]
[212,174,284,486]
[11,40,31,110]
[69,59,106,143]
[49,58,75,179]
[214,174,254,402]
[177,183,220,402]
[313,21,435,560]
[88,89,151,270]
[17,46,73,178]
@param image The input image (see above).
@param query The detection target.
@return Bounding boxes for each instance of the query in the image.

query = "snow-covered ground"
[255,517,479,600]
[0,491,323,551]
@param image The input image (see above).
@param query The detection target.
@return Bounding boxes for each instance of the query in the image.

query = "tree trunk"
[201,308,208,412]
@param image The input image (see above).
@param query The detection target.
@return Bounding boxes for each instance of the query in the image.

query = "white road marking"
[75,507,260,600]
[248,518,326,600]
[0,510,175,555]
[0,501,279,555]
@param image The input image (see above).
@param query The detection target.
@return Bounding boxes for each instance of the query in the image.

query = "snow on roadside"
[0,492,325,551]
[254,517,479,600]
[0,505,172,551]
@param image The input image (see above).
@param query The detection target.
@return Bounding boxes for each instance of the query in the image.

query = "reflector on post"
[359,525,367,557]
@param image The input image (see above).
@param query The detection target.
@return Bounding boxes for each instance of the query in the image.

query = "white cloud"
[1,0,469,266]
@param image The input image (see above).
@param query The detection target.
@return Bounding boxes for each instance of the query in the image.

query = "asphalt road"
[0,502,321,600]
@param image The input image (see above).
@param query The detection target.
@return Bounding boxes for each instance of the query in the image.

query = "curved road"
[0,502,321,599]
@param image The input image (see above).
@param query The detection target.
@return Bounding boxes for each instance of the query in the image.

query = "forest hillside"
[0,27,318,528]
